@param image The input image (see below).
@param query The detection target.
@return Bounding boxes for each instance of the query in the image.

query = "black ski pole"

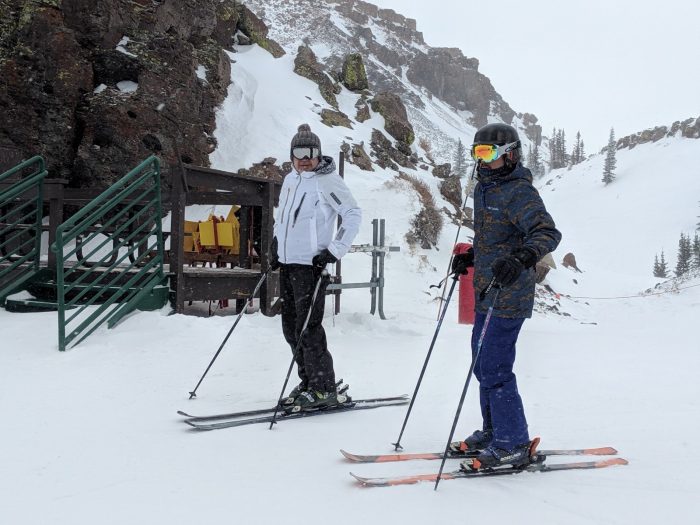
[188,269,271,399]
[392,272,460,451]
[434,278,499,491]
[268,269,328,429]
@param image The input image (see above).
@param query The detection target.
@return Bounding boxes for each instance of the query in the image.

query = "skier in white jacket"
[270,124,361,411]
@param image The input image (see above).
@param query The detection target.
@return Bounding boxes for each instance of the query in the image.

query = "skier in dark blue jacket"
[450,123,562,470]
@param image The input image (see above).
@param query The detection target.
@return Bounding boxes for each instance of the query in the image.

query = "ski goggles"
[292,146,321,160]
[471,140,520,163]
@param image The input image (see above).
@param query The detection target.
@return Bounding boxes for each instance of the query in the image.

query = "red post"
[453,243,475,325]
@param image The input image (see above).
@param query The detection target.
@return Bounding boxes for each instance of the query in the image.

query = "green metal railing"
[51,156,166,351]
[0,156,48,304]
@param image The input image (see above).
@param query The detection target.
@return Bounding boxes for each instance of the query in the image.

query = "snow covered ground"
[2,42,699,524]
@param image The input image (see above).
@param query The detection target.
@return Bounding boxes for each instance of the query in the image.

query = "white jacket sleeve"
[318,173,362,259]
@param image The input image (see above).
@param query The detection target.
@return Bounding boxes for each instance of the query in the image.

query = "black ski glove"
[269,237,281,271]
[451,247,474,276]
[491,247,538,287]
[312,248,337,269]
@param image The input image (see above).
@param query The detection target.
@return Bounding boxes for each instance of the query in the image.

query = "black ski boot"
[449,429,493,455]
[287,389,339,412]
[281,382,306,407]
[460,439,538,471]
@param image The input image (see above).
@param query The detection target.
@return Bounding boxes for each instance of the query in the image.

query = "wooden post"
[170,166,186,313]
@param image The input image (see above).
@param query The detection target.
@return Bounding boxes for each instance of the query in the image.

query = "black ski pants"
[280,264,335,392]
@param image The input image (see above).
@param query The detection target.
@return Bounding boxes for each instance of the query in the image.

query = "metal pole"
[392,274,459,451]
[188,270,270,399]
[377,219,387,320]
[370,218,378,315]
[268,270,328,429]
[434,280,499,490]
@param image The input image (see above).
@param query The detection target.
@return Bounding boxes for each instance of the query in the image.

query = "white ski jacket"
[274,156,361,265]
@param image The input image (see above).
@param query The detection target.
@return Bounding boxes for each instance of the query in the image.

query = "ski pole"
[435,161,478,319]
[392,272,460,451]
[434,278,499,491]
[269,269,328,429]
[188,269,271,399]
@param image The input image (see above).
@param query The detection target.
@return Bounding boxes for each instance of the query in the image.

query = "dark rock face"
[293,45,340,108]
[354,98,371,123]
[439,175,462,210]
[237,5,285,58]
[406,48,514,128]
[341,53,368,92]
[321,108,353,129]
[370,92,415,146]
[0,0,280,188]
[615,116,700,151]
[370,128,415,171]
[432,163,451,179]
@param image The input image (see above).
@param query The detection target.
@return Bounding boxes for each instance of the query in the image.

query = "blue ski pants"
[472,311,529,449]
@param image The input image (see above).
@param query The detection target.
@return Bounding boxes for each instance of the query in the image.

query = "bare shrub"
[418,137,435,164]
[397,172,443,250]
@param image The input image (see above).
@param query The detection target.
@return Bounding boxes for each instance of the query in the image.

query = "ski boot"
[460,438,540,471]
[287,389,339,413]
[281,379,348,407]
[280,382,306,407]
[449,429,493,456]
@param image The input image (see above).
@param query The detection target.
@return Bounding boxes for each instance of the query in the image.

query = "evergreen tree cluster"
[544,128,586,173]
[653,250,668,278]
[657,232,700,278]
[548,127,569,170]
[526,143,545,177]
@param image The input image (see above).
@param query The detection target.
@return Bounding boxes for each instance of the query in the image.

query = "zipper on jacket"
[292,192,307,227]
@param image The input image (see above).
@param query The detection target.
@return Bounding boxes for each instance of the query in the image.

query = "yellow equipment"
[184,206,240,254]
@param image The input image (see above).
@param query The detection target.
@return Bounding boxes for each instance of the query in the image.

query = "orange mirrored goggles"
[471,140,520,163]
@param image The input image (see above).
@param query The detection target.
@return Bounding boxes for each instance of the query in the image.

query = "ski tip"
[350,472,374,486]
[176,410,191,417]
[588,447,618,455]
[340,449,358,461]
[599,457,628,467]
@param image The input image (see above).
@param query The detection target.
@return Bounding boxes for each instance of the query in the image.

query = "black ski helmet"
[473,123,522,165]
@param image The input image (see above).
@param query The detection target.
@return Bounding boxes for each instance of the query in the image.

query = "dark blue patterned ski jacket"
[473,163,561,318]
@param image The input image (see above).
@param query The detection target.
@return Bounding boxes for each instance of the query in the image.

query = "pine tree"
[453,138,468,177]
[548,127,557,171]
[602,127,617,185]
[532,143,544,177]
[675,233,692,276]
[659,250,668,277]
[692,232,700,270]
[653,250,668,278]
[559,129,569,167]
[571,131,584,165]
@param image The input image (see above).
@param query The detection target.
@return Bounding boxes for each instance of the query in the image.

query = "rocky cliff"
[0,0,280,187]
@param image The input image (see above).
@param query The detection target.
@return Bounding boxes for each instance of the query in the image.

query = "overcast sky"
[369,0,700,151]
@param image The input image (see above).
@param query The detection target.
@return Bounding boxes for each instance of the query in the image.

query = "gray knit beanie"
[290,124,322,158]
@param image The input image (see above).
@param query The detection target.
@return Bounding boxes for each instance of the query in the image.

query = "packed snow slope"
[2,43,699,525]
